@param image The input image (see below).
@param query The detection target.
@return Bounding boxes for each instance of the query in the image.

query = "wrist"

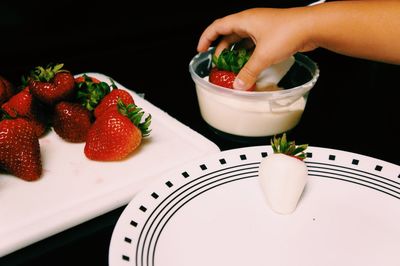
[290,6,320,52]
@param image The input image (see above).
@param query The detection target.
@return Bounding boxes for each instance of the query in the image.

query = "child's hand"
[197,8,317,90]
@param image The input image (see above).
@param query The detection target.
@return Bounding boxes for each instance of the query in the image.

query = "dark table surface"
[1,1,399,265]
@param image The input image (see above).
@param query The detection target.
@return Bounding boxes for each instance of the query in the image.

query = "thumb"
[233,49,271,91]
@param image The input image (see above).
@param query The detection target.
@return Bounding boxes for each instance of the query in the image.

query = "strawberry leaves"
[29,63,65,82]
[212,47,251,74]
[76,74,112,111]
[271,133,308,160]
[116,99,152,137]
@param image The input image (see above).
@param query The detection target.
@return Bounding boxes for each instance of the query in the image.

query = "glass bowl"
[188,47,320,143]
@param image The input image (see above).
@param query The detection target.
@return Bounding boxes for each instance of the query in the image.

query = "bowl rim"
[189,47,320,100]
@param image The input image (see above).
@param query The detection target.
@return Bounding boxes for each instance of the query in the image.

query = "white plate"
[0,73,220,257]
[109,145,400,266]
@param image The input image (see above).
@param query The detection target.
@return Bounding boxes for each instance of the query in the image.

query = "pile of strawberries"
[0,64,151,182]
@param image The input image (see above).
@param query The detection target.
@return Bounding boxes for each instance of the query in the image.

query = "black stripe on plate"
[310,173,400,200]
[306,161,399,185]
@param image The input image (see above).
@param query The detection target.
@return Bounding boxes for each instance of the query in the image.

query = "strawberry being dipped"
[258,133,308,214]
[52,101,93,143]
[209,47,255,91]
[84,100,151,161]
[0,117,42,181]
[28,63,75,105]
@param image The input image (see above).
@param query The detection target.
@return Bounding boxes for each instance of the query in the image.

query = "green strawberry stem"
[76,74,111,111]
[212,45,251,74]
[271,133,308,160]
[117,99,151,137]
[29,63,67,82]
[109,78,118,90]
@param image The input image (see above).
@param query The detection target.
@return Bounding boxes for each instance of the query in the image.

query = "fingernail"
[233,78,247,91]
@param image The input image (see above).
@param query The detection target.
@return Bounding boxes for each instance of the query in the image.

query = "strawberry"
[0,117,42,181]
[93,88,135,119]
[52,101,93,143]
[29,117,48,138]
[75,74,111,111]
[258,133,308,214]
[209,47,255,91]
[209,67,237,89]
[28,63,75,105]
[1,86,49,138]
[2,87,33,118]
[84,100,151,161]
[0,75,14,104]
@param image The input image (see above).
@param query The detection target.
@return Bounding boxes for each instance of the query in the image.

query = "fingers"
[214,35,242,57]
[233,48,272,91]
[196,9,270,91]
[197,19,224,52]
[197,13,244,53]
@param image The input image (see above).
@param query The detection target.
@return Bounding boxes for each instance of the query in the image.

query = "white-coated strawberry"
[258,133,308,214]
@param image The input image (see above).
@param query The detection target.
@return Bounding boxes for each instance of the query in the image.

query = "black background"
[1,1,399,265]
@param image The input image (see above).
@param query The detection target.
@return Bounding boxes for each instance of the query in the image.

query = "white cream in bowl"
[196,77,307,137]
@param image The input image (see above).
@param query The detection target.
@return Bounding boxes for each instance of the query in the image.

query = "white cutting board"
[0,73,220,257]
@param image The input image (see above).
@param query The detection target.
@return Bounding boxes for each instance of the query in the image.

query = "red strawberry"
[52,101,93,143]
[0,118,42,181]
[28,63,75,105]
[209,67,237,89]
[29,117,48,138]
[75,74,111,111]
[84,100,151,161]
[93,88,135,119]
[210,47,255,91]
[2,87,33,117]
[0,75,14,104]
[1,86,50,138]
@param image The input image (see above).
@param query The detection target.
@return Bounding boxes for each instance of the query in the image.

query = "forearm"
[307,1,400,64]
